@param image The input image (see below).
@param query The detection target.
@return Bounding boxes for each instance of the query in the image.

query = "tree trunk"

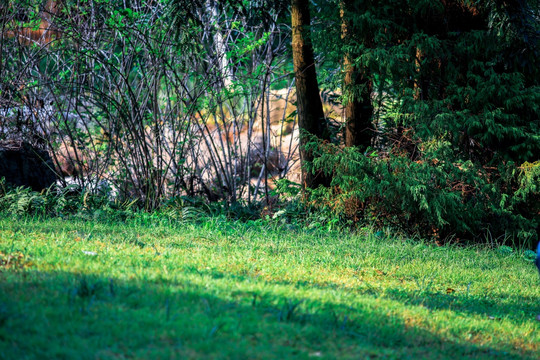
[291,0,331,189]
[341,0,373,150]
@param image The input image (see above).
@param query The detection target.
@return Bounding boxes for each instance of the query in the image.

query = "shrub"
[306,138,538,246]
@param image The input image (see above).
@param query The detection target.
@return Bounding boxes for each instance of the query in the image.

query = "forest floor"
[0,216,539,359]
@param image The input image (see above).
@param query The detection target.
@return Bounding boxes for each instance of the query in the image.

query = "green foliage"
[304,136,538,244]
[0,179,221,229]
[302,0,540,245]
[404,30,540,165]
[2,0,538,237]
[0,178,127,219]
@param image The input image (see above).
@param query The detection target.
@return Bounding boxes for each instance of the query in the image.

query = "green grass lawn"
[0,216,538,359]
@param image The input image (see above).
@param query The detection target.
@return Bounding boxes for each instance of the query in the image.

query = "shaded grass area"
[0,216,538,359]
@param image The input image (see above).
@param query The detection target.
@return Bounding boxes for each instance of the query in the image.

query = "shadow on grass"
[0,269,536,359]
[166,263,540,325]
[382,288,539,321]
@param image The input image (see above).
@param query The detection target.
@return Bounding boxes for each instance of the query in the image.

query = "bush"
[305,138,538,246]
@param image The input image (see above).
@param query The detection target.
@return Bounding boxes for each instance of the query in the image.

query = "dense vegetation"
[1,2,539,358]
[0,2,539,237]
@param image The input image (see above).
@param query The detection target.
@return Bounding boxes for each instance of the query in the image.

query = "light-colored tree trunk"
[207,0,233,88]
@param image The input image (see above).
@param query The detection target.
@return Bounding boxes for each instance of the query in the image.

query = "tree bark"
[291,0,331,189]
[340,0,373,150]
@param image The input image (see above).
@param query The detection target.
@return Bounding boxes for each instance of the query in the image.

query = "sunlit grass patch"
[0,217,538,359]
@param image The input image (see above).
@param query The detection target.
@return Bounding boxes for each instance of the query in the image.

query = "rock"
[55,143,90,177]
[0,141,57,191]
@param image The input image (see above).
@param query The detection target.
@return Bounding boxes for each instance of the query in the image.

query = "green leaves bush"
[0,178,116,218]
[306,138,538,245]
[303,0,540,246]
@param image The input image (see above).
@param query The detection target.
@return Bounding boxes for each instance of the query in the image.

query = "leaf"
[523,250,536,262]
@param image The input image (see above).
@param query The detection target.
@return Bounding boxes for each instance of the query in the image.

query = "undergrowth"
[0,174,538,252]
